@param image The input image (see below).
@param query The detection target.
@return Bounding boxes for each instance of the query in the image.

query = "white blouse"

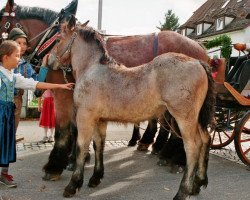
[0,65,38,90]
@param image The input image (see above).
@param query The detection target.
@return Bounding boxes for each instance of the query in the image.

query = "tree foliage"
[204,35,232,61]
[157,10,180,31]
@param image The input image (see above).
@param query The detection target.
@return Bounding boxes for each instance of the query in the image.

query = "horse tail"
[198,61,216,130]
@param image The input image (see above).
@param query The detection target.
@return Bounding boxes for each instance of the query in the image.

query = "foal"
[49,17,215,200]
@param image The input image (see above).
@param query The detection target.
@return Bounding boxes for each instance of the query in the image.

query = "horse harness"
[1,2,60,63]
[0,5,22,40]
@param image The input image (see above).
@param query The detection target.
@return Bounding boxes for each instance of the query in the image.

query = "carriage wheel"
[210,107,243,149]
[234,110,250,166]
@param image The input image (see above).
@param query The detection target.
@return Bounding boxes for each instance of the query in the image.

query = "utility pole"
[98,0,103,30]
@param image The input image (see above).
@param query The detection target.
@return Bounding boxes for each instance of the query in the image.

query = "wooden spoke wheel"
[234,110,250,166]
[210,107,244,149]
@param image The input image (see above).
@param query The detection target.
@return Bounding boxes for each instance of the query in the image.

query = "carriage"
[209,48,250,167]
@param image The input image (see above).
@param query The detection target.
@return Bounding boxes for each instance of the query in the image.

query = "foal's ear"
[67,15,77,30]
[81,20,90,28]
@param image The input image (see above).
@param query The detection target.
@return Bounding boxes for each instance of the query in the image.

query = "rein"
[28,18,60,62]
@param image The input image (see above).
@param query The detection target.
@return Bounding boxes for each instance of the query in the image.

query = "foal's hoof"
[42,173,61,181]
[137,143,150,151]
[88,177,101,188]
[63,187,76,198]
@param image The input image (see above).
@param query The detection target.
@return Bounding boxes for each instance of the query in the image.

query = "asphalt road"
[0,120,249,200]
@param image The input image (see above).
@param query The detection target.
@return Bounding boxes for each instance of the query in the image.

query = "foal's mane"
[0,5,58,25]
[78,26,116,65]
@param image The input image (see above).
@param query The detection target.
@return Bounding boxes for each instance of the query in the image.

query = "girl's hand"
[60,83,75,90]
[42,54,50,66]
[38,106,42,112]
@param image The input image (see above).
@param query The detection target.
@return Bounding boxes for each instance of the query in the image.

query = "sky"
[2,0,207,35]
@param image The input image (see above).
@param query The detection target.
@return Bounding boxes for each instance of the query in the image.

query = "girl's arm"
[15,73,74,90]
[38,54,49,82]
[36,82,74,90]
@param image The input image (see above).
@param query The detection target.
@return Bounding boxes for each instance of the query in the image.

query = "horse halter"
[51,31,77,83]
[54,31,77,68]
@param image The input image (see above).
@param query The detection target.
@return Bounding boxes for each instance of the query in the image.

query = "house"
[179,0,250,57]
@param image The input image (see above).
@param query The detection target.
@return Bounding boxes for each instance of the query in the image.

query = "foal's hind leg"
[88,121,107,187]
[194,126,211,193]
[173,120,202,200]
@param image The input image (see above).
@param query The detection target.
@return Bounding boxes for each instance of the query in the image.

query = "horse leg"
[66,124,91,171]
[193,125,211,194]
[63,113,95,198]
[157,117,186,173]
[43,123,72,181]
[173,120,202,200]
[137,118,158,151]
[151,113,170,154]
[128,123,141,146]
[88,121,107,187]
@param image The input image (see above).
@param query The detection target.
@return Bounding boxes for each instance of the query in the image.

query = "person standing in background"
[38,89,56,143]
[8,27,48,131]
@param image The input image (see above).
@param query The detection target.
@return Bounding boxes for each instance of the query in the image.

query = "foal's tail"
[199,61,216,130]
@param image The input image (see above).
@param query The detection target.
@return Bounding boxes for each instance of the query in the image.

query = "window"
[216,18,224,31]
[196,24,203,35]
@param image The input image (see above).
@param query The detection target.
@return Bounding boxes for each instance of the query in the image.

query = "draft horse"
[48,17,215,200]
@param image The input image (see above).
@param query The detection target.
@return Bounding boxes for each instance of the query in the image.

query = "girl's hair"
[0,40,20,62]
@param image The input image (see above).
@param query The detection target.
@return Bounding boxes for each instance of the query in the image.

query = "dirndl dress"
[0,71,16,166]
[39,90,56,128]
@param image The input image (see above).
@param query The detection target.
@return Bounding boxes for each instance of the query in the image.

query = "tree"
[157,10,180,31]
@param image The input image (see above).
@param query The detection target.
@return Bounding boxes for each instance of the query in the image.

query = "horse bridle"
[54,32,77,69]
[51,31,78,83]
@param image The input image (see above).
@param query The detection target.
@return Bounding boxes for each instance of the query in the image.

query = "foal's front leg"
[88,121,107,187]
[63,115,94,198]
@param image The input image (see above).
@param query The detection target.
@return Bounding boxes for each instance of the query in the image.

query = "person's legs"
[42,128,49,142]
[48,128,54,142]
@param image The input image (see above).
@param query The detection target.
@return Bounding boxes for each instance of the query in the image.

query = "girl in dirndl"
[38,89,56,143]
[0,40,74,188]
